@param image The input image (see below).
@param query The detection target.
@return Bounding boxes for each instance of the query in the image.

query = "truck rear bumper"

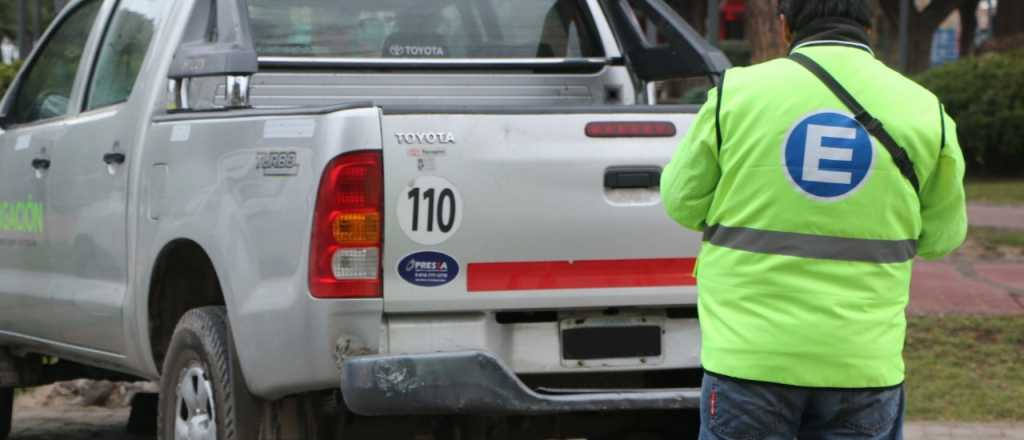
[339,351,701,416]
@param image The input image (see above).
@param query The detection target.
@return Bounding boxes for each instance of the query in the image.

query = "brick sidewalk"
[909,204,1024,315]
[968,204,1024,230]
[909,261,1024,315]
[905,422,1024,439]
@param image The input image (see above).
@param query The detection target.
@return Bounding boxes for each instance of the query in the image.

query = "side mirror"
[601,0,731,82]
[168,0,258,110]
[0,113,9,130]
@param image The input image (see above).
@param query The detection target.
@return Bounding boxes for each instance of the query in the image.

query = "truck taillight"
[310,151,383,298]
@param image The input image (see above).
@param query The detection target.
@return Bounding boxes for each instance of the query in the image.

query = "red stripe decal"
[467,258,696,292]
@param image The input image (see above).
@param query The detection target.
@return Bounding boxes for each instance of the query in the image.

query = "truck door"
[0,0,104,345]
[45,0,164,353]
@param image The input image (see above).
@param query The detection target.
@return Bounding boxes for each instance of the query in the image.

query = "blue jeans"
[699,373,904,440]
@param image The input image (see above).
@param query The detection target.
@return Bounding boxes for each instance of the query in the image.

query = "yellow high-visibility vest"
[661,43,967,388]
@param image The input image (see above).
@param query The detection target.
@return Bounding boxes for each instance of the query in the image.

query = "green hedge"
[0,62,19,94]
[916,50,1024,176]
[0,61,21,99]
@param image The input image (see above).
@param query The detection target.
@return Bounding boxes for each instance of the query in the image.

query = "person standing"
[0,36,17,65]
[660,0,967,438]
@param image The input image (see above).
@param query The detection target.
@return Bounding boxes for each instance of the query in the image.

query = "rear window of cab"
[248,0,604,59]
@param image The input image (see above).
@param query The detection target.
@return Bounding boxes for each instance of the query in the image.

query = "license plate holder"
[560,315,665,368]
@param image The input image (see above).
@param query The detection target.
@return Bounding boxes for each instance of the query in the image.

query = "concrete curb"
[905,421,1024,439]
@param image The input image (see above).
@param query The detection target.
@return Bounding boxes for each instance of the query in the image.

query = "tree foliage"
[993,0,1024,39]
[871,0,963,72]
[0,1,63,50]
[0,60,22,98]
[740,0,989,71]
[916,50,1024,176]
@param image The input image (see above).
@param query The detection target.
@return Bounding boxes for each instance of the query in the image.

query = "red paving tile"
[973,262,1024,290]
[908,262,1024,315]
[968,204,1024,230]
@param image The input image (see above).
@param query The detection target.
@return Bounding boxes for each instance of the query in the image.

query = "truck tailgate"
[381,109,702,313]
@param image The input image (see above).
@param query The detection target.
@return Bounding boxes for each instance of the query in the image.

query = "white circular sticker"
[397,176,463,245]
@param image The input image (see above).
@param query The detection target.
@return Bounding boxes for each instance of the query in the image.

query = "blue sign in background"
[784,112,873,199]
[931,28,959,66]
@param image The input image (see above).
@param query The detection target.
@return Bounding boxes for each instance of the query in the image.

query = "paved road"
[11,406,1024,440]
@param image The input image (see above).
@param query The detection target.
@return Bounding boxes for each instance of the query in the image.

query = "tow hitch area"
[339,351,701,416]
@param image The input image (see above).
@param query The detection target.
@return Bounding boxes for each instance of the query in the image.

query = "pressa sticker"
[397,251,459,287]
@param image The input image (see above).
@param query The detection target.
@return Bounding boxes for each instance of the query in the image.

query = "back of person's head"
[779,0,873,33]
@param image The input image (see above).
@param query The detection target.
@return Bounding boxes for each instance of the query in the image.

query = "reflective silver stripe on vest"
[703,225,917,263]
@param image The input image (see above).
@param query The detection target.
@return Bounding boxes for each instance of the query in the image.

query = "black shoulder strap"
[715,71,725,153]
[939,102,947,151]
[788,52,920,194]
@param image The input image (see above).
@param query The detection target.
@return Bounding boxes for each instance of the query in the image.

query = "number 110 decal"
[397,176,463,245]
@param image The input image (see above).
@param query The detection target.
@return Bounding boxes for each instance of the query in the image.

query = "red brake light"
[585,121,677,138]
[310,150,383,298]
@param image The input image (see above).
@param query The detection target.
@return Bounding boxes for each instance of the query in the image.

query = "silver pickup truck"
[0,0,727,438]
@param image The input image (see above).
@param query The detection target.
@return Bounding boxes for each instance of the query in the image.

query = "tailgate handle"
[604,167,661,189]
[31,158,51,171]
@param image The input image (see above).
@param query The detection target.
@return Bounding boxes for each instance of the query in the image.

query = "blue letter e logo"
[783,111,874,200]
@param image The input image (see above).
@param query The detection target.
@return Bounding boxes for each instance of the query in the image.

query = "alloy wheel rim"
[174,363,217,440]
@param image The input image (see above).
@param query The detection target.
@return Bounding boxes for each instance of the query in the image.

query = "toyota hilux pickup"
[0,0,727,438]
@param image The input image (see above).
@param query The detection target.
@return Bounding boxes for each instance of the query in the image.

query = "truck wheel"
[0,387,11,440]
[158,307,261,440]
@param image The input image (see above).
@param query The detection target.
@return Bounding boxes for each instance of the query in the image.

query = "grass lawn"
[905,315,1024,421]
[968,226,1024,250]
[966,180,1024,205]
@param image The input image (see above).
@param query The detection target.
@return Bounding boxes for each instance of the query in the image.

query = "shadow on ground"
[12,407,151,440]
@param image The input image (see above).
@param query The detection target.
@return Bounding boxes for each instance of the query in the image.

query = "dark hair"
[779,0,873,32]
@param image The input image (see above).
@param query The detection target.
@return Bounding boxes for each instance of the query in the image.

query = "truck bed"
[378,104,703,313]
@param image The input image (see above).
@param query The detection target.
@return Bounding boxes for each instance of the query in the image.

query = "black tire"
[157,306,261,440]
[0,387,11,440]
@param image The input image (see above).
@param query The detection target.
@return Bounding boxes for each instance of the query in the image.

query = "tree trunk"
[31,0,40,44]
[878,0,962,73]
[746,0,785,63]
[905,18,937,72]
[994,0,1024,38]
[958,0,980,57]
[665,0,708,35]
[872,0,902,67]
[17,0,29,60]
